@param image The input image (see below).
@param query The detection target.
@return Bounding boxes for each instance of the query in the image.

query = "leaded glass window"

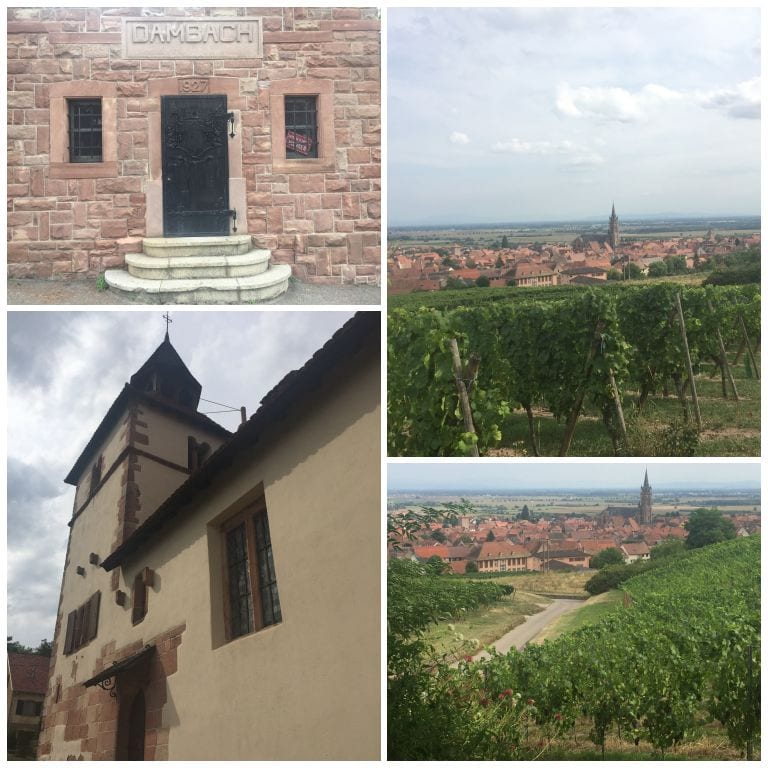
[226,523,254,639]
[254,509,282,628]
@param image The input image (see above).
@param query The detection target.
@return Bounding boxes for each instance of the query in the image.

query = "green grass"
[535,590,624,642]
[489,353,759,457]
[95,272,108,291]
[423,591,549,658]
[481,570,591,597]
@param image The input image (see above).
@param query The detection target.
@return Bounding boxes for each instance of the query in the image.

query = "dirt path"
[473,598,584,659]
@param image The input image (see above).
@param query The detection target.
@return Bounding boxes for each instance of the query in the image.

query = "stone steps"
[104,265,292,304]
[124,249,271,280]
[142,235,253,258]
[104,235,291,303]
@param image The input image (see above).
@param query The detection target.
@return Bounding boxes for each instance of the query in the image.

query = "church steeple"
[129,334,202,412]
[639,468,652,524]
[608,202,620,251]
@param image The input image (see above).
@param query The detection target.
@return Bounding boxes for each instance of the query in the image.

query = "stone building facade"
[7,7,381,285]
[36,314,380,759]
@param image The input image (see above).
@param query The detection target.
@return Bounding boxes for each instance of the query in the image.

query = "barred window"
[68,99,103,163]
[284,96,318,159]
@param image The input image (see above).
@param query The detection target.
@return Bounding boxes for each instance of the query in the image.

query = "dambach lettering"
[131,21,256,45]
[123,17,263,59]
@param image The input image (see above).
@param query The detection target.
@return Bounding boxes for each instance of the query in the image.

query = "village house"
[7,7,381,300]
[7,653,50,757]
[36,312,380,760]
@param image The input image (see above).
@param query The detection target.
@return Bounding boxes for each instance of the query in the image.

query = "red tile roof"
[8,653,49,696]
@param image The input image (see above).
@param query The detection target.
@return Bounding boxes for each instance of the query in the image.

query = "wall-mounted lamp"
[227,111,236,138]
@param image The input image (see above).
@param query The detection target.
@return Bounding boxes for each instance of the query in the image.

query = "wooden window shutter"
[76,603,87,649]
[64,610,76,655]
[88,591,101,641]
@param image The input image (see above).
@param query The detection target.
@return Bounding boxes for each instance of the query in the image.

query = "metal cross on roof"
[163,312,172,339]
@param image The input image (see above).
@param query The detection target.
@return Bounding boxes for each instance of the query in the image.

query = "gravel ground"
[7,277,381,306]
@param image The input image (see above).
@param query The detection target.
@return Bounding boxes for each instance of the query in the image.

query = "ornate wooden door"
[161,95,230,236]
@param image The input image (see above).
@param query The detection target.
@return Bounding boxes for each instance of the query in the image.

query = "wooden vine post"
[607,368,628,444]
[559,320,605,456]
[706,298,739,401]
[674,292,702,431]
[738,313,760,381]
[449,339,479,457]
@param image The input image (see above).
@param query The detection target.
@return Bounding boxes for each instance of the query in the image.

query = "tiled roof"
[8,653,49,696]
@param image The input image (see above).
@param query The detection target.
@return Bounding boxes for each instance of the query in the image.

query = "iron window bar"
[284,95,318,159]
[68,98,103,163]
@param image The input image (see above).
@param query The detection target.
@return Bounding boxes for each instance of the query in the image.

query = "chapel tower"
[638,469,653,525]
[608,203,620,251]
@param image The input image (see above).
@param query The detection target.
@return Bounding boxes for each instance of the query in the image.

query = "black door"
[126,689,146,760]
[161,95,230,236]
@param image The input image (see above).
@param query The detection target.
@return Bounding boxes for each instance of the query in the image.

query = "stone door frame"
[146,77,247,238]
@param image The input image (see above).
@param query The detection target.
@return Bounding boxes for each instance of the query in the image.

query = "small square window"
[284,96,318,159]
[68,99,103,163]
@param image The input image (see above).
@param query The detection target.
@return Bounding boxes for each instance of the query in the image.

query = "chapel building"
[7,7,381,300]
[36,313,380,759]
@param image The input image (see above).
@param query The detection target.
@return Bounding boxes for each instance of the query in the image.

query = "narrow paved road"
[474,598,584,659]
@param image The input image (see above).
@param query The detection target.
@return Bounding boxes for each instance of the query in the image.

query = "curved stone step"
[142,234,253,258]
[125,249,271,280]
[104,264,292,304]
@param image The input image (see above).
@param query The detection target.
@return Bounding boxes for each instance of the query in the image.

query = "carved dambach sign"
[123,17,263,59]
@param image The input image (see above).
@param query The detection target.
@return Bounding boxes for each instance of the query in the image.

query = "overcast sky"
[388,461,761,493]
[388,6,761,225]
[7,310,355,647]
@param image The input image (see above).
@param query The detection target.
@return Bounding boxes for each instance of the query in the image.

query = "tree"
[518,504,530,521]
[430,528,447,543]
[684,508,736,549]
[648,261,668,278]
[466,258,476,268]
[486,529,495,541]
[589,547,625,569]
[665,255,687,275]
[465,560,479,573]
[650,538,686,560]
[501,235,509,249]
[475,275,490,287]
[7,637,52,656]
[425,554,450,575]
[495,255,504,269]
[607,268,622,281]
[627,262,643,279]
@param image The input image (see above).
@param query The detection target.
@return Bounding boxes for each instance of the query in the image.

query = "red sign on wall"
[286,130,313,156]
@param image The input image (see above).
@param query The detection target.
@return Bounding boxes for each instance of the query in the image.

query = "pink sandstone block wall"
[7,7,381,284]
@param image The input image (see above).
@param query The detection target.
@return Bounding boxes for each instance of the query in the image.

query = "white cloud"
[492,138,573,154]
[449,131,470,145]
[491,138,604,170]
[556,82,682,123]
[557,78,760,123]
[696,77,760,119]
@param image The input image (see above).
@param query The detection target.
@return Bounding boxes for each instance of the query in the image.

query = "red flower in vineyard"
[480,697,489,707]
[464,655,474,663]
[554,712,562,721]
